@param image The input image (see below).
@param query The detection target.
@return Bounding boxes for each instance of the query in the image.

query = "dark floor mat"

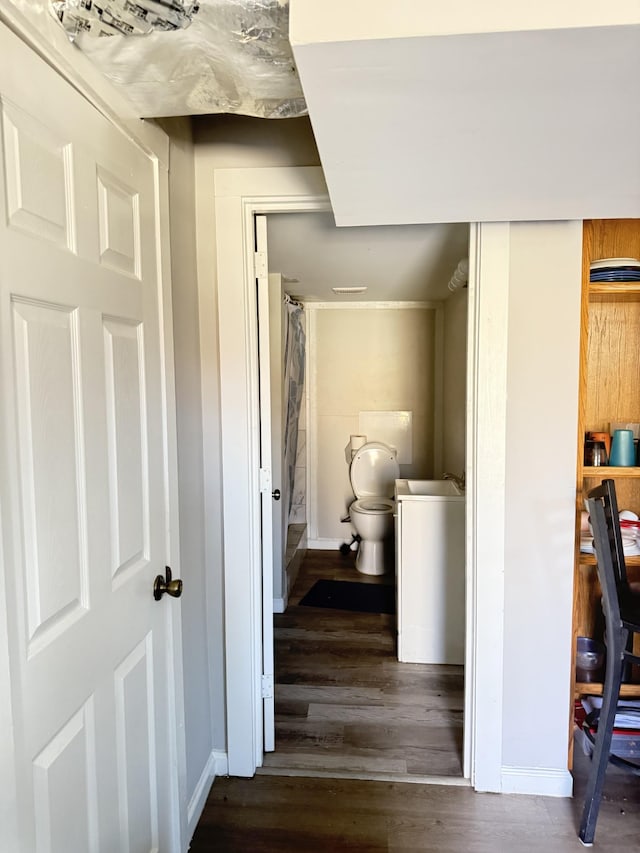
[298,579,395,614]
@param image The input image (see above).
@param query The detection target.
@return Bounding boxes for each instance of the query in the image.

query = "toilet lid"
[350,441,399,499]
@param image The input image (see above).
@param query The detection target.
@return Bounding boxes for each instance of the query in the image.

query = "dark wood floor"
[262,549,464,780]
[189,551,640,851]
[189,749,640,852]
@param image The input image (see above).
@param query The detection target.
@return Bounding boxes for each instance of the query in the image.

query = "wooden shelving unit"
[572,219,640,710]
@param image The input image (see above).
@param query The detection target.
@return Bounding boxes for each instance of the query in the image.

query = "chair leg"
[578,635,626,845]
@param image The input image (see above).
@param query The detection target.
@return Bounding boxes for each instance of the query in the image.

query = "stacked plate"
[580,536,594,554]
[580,510,640,556]
[580,536,640,557]
[590,257,640,283]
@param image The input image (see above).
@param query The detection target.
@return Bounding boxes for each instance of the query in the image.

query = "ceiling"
[266,212,469,303]
[29,3,639,230]
[290,5,640,226]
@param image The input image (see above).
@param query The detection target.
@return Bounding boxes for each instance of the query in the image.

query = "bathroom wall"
[442,288,468,475]
[308,303,438,547]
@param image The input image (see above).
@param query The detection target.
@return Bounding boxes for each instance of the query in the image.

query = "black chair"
[579,479,640,845]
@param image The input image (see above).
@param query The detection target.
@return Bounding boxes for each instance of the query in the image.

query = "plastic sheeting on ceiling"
[51,0,307,118]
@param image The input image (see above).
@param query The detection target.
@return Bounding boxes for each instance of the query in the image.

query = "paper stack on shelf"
[578,696,640,761]
[582,696,640,728]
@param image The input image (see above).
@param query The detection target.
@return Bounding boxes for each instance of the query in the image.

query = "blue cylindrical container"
[609,429,635,467]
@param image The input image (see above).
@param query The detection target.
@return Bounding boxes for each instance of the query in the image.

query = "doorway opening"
[213,164,508,789]
[259,210,470,781]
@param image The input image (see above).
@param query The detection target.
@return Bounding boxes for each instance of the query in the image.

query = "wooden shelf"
[579,553,640,567]
[582,467,640,478]
[589,282,640,296]
[576,682,640,698]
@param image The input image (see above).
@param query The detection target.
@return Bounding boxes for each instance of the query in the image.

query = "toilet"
[348,441,400,576]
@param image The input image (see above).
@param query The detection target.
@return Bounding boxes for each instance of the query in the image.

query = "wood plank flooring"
[189,549,640,851]
[262,549,464,780]
[189,748,640,852]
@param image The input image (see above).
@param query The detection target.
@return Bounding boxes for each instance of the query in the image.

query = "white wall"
[193,115,322,749]
[309,305,438,546]
[442,289,468,475]
[159,118,221,818]
[501,220,582,791]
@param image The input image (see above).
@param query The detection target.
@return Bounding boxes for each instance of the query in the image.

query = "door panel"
[96,167,141,278]
[255,215,275,753]
[114,636,157,853]
[0,25,179,853]
[32,700,99,853]
[104,317,148,580]
[268,273,285,605]
[11,299,88,652]
[1,100,74,251]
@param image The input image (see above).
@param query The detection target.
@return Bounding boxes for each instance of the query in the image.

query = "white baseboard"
[501,765,573,797]
[187,750,228,839]
[213,750,228,776]
[273,596,287,613]
[307,538,343,550]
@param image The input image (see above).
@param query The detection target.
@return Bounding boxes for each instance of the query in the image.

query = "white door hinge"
[254,250,267,279]
[261,674,273,699]
[259,467,271,493]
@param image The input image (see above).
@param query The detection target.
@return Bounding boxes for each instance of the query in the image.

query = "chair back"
[580,479,640,847]
[587,480,629,595]
[587,479,628,627]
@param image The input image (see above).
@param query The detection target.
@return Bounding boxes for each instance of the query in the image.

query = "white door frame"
[212,165,509,789]
[0,15,187,850]
[212,168,331,774]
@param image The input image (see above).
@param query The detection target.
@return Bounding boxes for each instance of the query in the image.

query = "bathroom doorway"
[212,163,509,788]
[258,209,470,780]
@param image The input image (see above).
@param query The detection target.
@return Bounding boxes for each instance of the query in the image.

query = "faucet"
[442,472,465,491]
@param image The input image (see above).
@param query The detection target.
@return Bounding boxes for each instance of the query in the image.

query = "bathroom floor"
[261,549,464,781]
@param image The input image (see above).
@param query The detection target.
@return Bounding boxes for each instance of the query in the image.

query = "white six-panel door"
[0,26,180,853]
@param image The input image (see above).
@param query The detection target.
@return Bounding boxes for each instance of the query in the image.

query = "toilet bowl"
[348,441,399,576]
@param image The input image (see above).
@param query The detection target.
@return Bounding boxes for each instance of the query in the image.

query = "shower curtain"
[283,299,305,519]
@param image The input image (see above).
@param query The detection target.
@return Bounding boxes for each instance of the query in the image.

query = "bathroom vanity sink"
[395,478,463,497]
[394,479,465,665]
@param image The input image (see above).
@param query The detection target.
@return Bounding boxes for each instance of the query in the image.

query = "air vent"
[332,286,368,295]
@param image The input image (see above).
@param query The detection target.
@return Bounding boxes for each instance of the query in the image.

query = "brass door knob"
[153,566,183,601]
